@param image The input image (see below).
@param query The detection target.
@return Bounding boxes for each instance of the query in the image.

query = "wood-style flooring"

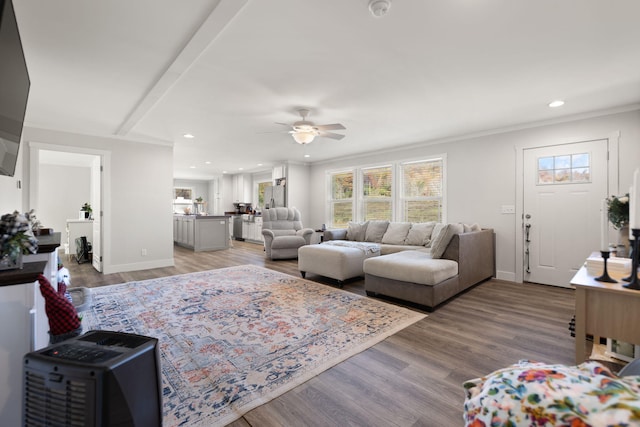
[63,241,577,427]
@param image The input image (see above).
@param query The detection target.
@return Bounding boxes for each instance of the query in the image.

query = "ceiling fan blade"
[318,131,345,140]
[274,122,292,127]
[315,123,346,131]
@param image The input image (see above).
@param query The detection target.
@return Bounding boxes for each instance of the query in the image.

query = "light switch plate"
[501,205,516,214]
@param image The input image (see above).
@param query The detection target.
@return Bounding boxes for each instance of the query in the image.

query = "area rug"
[79,265,426,426]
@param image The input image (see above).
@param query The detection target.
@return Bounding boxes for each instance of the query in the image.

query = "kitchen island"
[173,215,230,251]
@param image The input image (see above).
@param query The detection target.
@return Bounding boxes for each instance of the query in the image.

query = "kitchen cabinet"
[232,174,252,203]
[242,216,264,244]
[0,261,48,427]
[174,215,229,251]
[272,165,286,182]
[174,216,195,247]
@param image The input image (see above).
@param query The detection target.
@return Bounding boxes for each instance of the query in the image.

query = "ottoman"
[298,242,380,287]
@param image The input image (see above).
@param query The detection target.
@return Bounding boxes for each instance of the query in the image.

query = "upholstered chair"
[261,207,314,260]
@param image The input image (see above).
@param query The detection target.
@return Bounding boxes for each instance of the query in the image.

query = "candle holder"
[595,250,617,283]
[623,228,640,290]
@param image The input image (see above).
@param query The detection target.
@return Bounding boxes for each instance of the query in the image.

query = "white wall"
[38,163,91,240]
[308,109,640,282]
[0,146,23,215]
[21,127,175,274]
[286,162,313,226]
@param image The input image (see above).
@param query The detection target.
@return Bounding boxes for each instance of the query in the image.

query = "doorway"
[522,139,611,287]
[29,143,107,273]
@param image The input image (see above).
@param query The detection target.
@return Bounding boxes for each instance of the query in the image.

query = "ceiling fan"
[276,109,346,145]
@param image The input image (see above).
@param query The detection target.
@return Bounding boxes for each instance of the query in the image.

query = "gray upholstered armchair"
[261,207,314,260]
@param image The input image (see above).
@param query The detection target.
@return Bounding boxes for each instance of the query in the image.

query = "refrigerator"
[264,185,285,208]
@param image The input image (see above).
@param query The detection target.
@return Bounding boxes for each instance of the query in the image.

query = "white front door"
[523,139,609,287]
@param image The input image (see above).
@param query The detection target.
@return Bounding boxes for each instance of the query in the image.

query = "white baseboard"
[103,258,175,275]
[496,270,517,282]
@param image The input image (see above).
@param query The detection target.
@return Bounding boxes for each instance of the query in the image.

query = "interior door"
[91,156,102,272]
[523,139,609,287]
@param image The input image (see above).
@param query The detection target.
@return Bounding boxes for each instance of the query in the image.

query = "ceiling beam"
[115,0,249,137]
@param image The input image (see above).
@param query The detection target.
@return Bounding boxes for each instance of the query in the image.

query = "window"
[257,181,270,208]
[329,170,354,228]
[361,166,392,221]
[400,159,443,222]
[326,155,445,226]
[537,153,590,185]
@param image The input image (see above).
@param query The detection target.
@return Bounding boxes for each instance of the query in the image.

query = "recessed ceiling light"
[238,167,244,171]
[222,171,227,174]
[183,133,195,139]
[205,161,211,165]
[304,154,310,158]
[257,163,263,166]
[189,165,196,169]
[548,100,565,108]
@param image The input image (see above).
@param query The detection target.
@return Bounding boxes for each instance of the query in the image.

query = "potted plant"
[0,210,39,270]
[607,193,630,256]
[81,203,92,219]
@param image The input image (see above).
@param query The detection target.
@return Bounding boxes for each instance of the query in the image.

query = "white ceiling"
[13,0,640,180]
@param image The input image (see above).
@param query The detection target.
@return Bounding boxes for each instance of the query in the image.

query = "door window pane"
[537,152,590,185]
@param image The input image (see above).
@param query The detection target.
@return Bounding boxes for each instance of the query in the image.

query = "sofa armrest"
[324,228,347,241]
[442,229,495,287]
[297,228,314,245]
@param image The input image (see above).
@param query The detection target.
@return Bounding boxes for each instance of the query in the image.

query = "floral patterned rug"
[79,265,426,426]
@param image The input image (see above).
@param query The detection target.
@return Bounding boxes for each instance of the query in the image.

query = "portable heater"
[23,330,162,426]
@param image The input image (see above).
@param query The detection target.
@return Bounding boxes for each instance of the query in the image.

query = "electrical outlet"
[501,205,516,214]
[141,248,147,256]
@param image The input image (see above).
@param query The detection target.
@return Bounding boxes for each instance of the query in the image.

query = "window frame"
[326,168,356,228]
[325,154,446,227]
[398,156,446,223]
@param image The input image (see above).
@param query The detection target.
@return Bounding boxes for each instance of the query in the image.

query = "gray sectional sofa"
[322,220,495,310]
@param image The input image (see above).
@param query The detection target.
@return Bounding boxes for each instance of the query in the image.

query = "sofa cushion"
[380,244,425,255]
[430,223,464,259]
[271,235,307,249]
[405,222,436,246]
[365,220,390,243]
[346,221,368,241]
[381,222,412,245]
[363,250,458,286]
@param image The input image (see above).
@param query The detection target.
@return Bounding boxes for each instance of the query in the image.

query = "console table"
[571,264,640,363]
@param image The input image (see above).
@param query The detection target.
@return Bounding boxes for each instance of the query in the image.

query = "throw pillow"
[404,222,436,246]
[381,222,412,245]
[427,223,446,248]
[463,223,481,232]
[365,220,390,243]
[346,221,368,241]
[430,223,464,259]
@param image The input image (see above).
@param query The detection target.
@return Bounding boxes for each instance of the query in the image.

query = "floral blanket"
[463,360,640,427]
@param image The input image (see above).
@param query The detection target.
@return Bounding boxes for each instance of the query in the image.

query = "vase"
[0,251,23,271]
[617,224,630,258]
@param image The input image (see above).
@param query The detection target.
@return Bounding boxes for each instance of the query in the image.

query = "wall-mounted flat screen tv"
[0,0,30,177]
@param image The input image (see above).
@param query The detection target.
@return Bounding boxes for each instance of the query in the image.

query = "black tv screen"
[0,0,30,177]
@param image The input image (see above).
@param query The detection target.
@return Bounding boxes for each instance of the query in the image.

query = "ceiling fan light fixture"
[369,0,391,17]
[292,131,316,145]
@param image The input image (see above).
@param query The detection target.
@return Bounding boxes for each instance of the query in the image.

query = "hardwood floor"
[63,241,577,427]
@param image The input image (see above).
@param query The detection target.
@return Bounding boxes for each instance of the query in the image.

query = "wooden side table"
[571,264,640,363]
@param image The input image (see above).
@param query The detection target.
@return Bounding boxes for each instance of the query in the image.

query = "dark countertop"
[35,232,61,253]
[0,260,47,287]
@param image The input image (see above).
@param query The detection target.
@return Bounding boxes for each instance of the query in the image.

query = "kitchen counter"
[173,215,229,251]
